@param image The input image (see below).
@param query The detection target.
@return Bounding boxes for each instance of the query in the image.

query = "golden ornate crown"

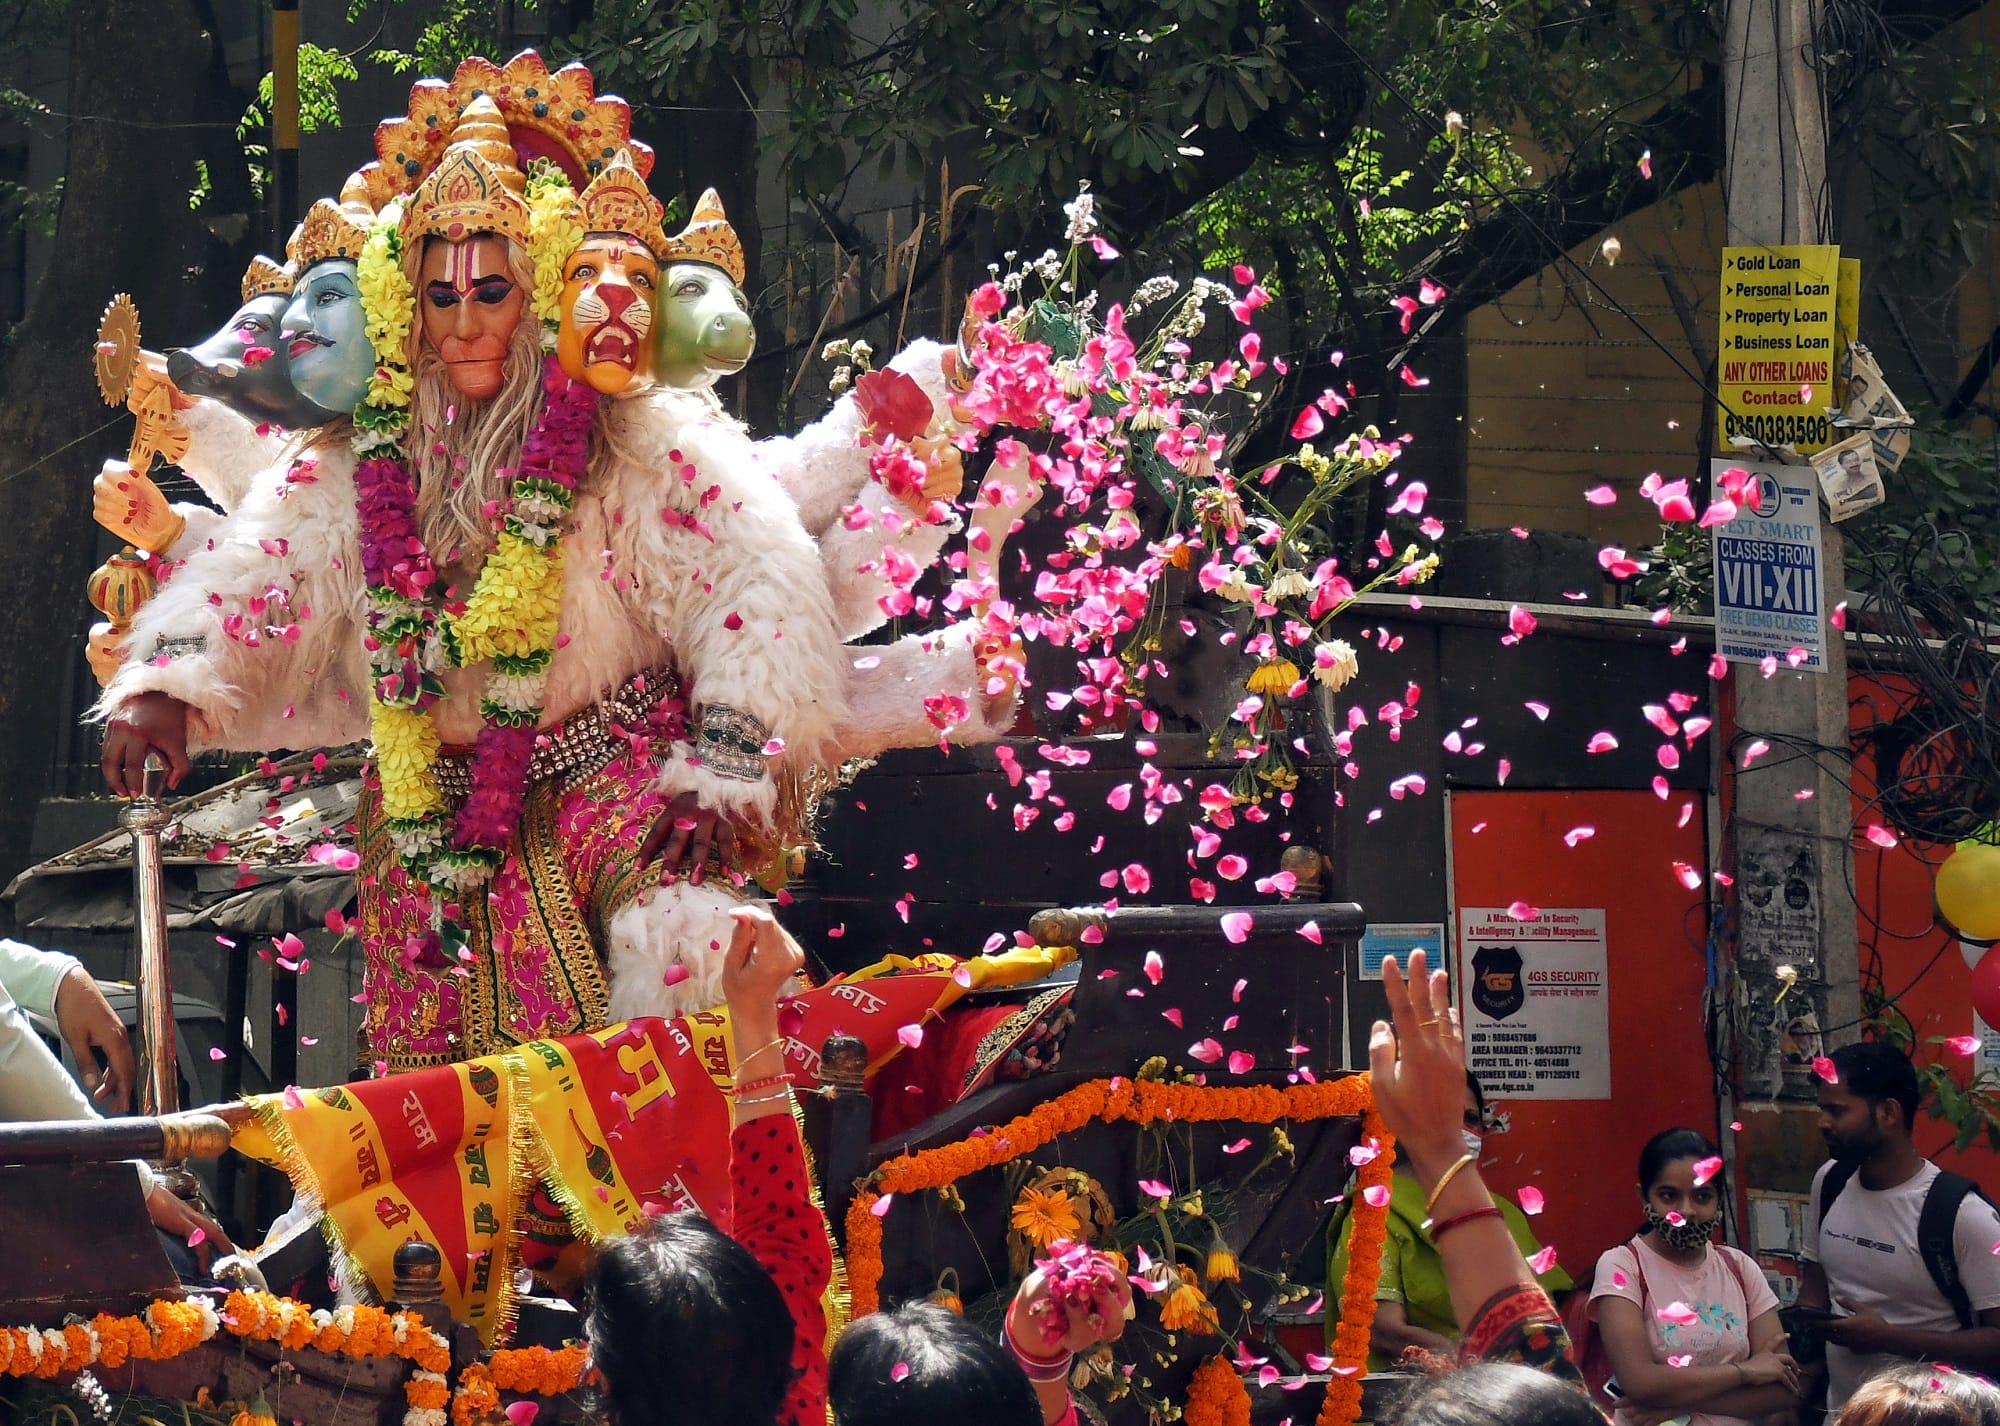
[240,254,294,303]
[576,149,667,256]
[358,50,652,214]
[288,173,375,272]
[402,96,532,247]
[659,188,745,286]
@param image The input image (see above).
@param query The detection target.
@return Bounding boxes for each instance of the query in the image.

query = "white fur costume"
[94,345,1015,1028]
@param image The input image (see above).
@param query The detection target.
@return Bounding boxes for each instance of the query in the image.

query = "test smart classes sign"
[1716,244,1840,455]
[1710,458,1827,671]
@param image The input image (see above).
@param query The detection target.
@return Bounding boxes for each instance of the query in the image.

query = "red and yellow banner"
[234,945,1070,1340]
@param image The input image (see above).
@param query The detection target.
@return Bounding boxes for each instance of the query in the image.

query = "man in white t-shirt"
[1799,1040,2000,1418]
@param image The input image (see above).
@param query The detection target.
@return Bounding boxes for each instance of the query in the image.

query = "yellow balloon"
[1935,841,2000,941]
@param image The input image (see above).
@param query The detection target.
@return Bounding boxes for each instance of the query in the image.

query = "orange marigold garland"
[1183,1355,1252,1426]
[841,1073,1394,1426]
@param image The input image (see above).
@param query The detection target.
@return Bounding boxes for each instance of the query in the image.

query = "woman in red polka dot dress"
[585,903,833,1426]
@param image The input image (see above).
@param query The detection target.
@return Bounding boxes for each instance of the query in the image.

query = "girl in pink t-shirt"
[1591,1128,1800,1426]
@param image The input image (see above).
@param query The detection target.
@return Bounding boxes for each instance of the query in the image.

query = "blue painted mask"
[279,260,374,413]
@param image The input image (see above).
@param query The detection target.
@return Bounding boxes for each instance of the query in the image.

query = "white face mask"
[1462,1128,1484,1155]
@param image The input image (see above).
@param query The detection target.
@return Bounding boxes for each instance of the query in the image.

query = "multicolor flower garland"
[0,1289,593,1426]
[0,1291,454,1426]
[351,184,598,892]
[841,1073,1393,1426]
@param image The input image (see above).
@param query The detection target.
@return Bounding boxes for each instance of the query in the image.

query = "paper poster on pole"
[1711,459,1827,670]
[1457,906,1611,1100]
[1717,244,1841,454]
[1359,923,1446,981]
[1833,257,1862,408]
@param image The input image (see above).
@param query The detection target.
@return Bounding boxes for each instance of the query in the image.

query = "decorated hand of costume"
[1010,1243,1134,1356]
[901,432,966,510]
[101,690,191,797]
[85,624,126,685]
[144,1179,234,1273]
[967,442,1046,598]
[55,964,135,1112]
[1369,950,1470,1180]
[93,459,184,553]
[131,350,194,413]
[637,790,739,887]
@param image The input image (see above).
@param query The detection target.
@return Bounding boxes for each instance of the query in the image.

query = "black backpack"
[1819,1161,1997,1329]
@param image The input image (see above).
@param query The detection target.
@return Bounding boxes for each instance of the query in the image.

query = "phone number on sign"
[1723,410,1831,449]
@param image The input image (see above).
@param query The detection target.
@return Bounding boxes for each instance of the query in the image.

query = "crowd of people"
[8,924,2000,1426]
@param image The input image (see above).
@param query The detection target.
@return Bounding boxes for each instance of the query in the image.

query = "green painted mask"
[651,263,755,390]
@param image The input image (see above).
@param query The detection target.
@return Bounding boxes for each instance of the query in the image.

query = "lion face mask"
[556,236,658,394]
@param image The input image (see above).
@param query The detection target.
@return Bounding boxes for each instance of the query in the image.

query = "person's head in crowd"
[585,1211,797,1426]
[1835,1363,2000,1426]
[830,1301,1041,1426]
[1634,1126,1723,1252]
[1463,1070,1487,1148]
[1382,1362,1607,1425]
[1819,1040,1922,1166]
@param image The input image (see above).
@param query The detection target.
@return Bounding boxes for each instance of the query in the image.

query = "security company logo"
[1470,944,1527,1020]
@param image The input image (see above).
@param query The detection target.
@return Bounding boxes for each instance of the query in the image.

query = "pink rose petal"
[1139,1178,1174,1200]
[1517,1186,1545,1216]
[1227,1050,1256,1074]
[1220,911,1253,944]
[1813,1056,1838,1083]
[1692,1155,1723,1187]
[1362,1184,1391,1208]
[1189,1038,1224,1064]
[897,1023,925,1049]
[1527,1245,1559,1274]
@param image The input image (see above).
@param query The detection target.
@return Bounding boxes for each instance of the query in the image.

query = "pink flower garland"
[355,453,441,709]
[446,355,598,856]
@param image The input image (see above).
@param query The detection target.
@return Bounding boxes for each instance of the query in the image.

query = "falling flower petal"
[1298,920,1323,944]
[1527,1245,1559,1275]
[1140,1178,1174,1200]
[1525,701,1550,720]
[1693,1155,1724,1186]
[1584,485,1617,505]
[1362,1184,1391,1208]
[1812,1056,1838,1084]
[1189,1038,1224,1064]
[505,1404,540,1426]
[1947,1035,1982,1057]
[1864,824,1898,849]
[1517,1186,1545,1216]
[1144,950,1164,985]
[1657,1302,1699,1326]
[1507,901,1539,921]
[1564,825,1595,847]
[1228,1050,1257,1074]
[1216,854,1249,881]
[890,1363,912,1383]
[871,1193,896,1216]
[897,1023,925,1049]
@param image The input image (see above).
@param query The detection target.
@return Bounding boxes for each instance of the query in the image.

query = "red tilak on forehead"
[435,239,509,295]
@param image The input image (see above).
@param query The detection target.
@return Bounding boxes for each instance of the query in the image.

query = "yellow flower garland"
[372,698,446,823]
[841,1074,1393,1426]
[526,183,584,329]
[358,205,415,411]
[449,534,567,666]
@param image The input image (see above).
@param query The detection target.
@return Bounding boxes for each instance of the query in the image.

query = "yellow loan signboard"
[1716,243,1840,454]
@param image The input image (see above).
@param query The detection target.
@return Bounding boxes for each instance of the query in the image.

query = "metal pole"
[120,753,178,1125]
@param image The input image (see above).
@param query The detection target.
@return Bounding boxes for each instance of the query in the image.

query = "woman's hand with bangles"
[1369,951,1474,1184]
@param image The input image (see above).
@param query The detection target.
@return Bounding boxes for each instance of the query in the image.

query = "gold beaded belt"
[430,668,680,798]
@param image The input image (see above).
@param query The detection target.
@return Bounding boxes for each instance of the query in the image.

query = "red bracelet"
[1423,1205,1504,1241]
